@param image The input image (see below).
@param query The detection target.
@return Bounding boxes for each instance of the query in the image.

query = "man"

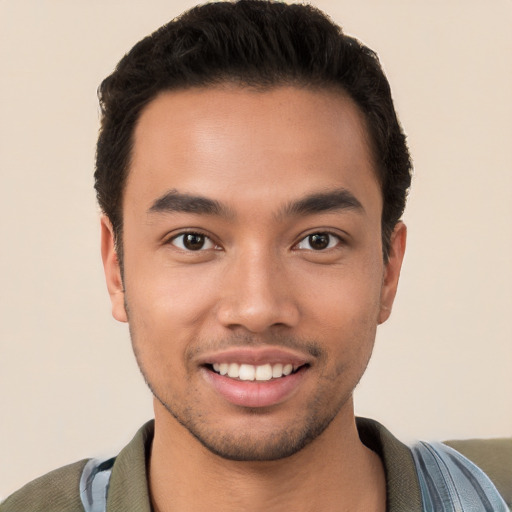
[2,1,510,511]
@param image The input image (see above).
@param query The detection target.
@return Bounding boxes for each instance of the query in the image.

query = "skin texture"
[101,85,406,511]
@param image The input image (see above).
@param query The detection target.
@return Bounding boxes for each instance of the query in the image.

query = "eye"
[170,232,217,251]
[296,232,341,251]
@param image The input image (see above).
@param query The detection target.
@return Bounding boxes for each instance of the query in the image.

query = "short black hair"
[95,0,412,262]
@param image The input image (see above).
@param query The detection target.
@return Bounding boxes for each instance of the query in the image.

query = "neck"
[148,399,386,512]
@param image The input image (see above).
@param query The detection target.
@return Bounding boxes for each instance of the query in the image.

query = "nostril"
[216,301,301,333]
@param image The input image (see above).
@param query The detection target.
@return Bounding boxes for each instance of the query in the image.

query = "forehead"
[126,85,381,218]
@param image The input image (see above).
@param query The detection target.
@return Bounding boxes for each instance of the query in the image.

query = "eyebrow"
[147,187,363,219]
[148,189,233,217]
[278,188,364,219]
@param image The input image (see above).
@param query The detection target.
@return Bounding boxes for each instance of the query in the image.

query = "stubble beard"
[146,374,350,462]
[125,296,370,462]
[130,338,360,462]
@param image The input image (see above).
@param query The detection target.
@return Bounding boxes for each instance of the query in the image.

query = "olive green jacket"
[2,419,510,511]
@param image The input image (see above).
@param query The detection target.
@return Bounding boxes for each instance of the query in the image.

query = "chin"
[154,390,345,462]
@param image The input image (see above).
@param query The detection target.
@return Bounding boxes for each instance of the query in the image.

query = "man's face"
[102,86,405,461]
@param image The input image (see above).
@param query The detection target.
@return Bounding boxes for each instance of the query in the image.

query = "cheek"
[123,257,226,378]
[125,250,220,326]
[301,259,383,328]
[297,256,383,365]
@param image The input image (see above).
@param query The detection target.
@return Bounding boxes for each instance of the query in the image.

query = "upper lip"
[197,347,311,367]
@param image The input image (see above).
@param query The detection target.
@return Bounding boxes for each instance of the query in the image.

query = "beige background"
[1,0,511,498]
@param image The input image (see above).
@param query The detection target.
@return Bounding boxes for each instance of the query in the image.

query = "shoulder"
[443,437,512,507]
[0,421,154,512]
[0,459,89,512]
[411,438,511,511]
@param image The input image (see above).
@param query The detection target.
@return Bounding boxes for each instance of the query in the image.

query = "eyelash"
[167,230,343,252]
[294,232,343,251]
[168,231,219,251]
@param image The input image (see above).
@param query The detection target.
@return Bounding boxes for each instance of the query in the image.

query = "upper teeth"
[212,363,295,381]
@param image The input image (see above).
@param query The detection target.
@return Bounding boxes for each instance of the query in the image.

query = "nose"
[216,247,300,333]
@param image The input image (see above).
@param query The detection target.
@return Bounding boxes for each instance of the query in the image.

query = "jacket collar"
[106,418,422,512]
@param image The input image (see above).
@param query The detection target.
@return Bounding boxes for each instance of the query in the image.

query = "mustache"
[185,332,324,361]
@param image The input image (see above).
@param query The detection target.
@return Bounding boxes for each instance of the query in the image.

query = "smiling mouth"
[206,362,308,381]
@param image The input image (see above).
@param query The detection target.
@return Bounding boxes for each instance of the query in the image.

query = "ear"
[100,216,128,323]
[378,222,407,324]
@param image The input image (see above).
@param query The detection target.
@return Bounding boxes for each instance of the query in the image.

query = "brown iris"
[183,233,206,250]
[308,233,330,250]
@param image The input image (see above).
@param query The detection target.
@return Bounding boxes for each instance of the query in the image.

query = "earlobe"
[100,216,128,323]
[378,222,407,324]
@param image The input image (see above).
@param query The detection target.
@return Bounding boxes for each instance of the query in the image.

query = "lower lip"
[202,367,307,408]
